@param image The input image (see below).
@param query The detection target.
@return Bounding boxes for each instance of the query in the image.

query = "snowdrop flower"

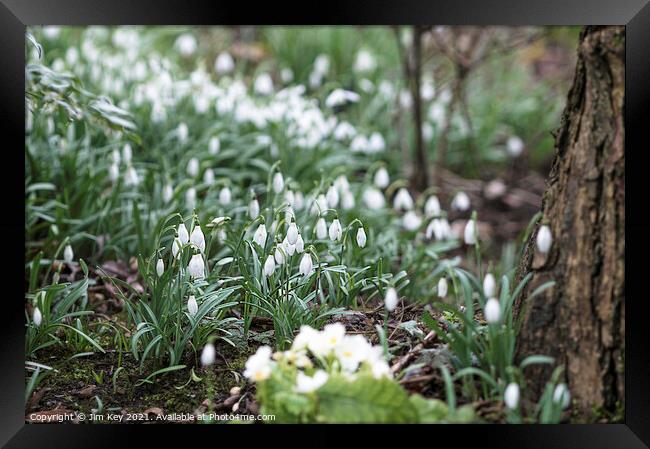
[188,254,205,279]
[368,133,386,152]
[504,383,520,410]
[122,143,132,164]
[425,195,441,216]
[553,383,570,409]
[172,238,181,259]
[295,370,329,393]
[187,158,199,177]
[187,295,198,317]
[374,167,390,189]
[253,224,267,247]
[310,194,328,215]
[334,121,356,140]
[422,122,434,142]
[399,89,412,109]
[356,228,367,248]
[214,51,234,74]
[393,188,414,211]
[190,225,205,253]
[385,287,398,312]
[299,253,313,276]
[464,219,477,245]
[484,298,501,324]
[272,172,284,194]
[63,245,74,263]
[178,223,190,244]
[274,245,287,265]
[328,219,342,242]
[536,225,552,253]
[314,54,330,75]
[362,187,386,210]
[438,277,448,298]
[209,136,221,154]
[282,237,296,257]
[108,163,119,183]
[281,67,294,83]
[287,222,299,245]
[201,343,216,366]
[263,255,276,277]
[203,168,215,185]
[295,234,305,253]
[506,136,524,157]
[243,346,273,381]
[177,122,189,143]
[315,218,328,240]
[248,198,260,219]
[294,191,305,210]
[341,190,355,210]
[162,184,173,203]
[326,185,339,208]
[124,165,139,186]
[325,88,360,108]
[483,273,496,297]
[403,211,422,231]
[354,49,376,73]
[185,187,196,209]
[33,307,42,327]
[451,191,471,211]
[254,73,274,96]
[219,187,232,205]
[175,33,197,57]
[156,258,165,277]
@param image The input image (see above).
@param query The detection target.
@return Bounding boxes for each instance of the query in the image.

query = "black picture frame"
[4,1,648,447]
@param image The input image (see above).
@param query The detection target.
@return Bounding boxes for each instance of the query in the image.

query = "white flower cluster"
[242,323,392,393]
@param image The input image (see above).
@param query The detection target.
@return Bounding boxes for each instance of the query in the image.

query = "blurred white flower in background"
[354,49,376,73]
[214,51,235,74]
[451,191,471,212]
[175,33,197,57]
[254,73,274,96]
[506,135,524,157]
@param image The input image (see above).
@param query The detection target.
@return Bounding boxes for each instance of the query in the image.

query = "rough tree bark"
[513,26,625,420]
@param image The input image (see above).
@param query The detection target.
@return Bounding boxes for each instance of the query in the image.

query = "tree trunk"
[410,26,429,191]
[513,26,625,420]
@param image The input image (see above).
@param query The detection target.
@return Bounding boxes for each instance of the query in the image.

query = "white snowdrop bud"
[63,245,74,263]
[483,273,496,297]
[175,33,197,57]
[506,136,524,157]
[274,246,285,266]
[356,228,367,248]
[185,187,196,209]
[536,225,552,254]
[178,223,190,244]
[282,237,296,256]
[253,224,267,247]
[451,191,471,212]
[385,287,398,312]
[362,187,386,210]
[201,343,216,366]
[177,122,189,143]
[374,167,390,189]
[219,187,232,205]
[162,184,173,203]
[187,295,198,317]
[187,158,199,177]
[464,219,477,245]
[553,383,570,409]
[393,188,414,211]
[484,298,501,324]
[156,258,165,277]
[203,168,215,185]
[172,238,181,258]
[108,163,120,182]
[504,383,520,410]
[287,222,299,245]
[425,195,441,217]
[326,185,339,208]
[402,211,422,231]
[33,307,42,327]
[341,190,355,210]
[188,254,205,279]
[122,143,132,164]
[438,277,448,298]
[299,253,313,276]
[209,136,221,154]
[263,254,275,277]
[295,234,305,253]
[254,72,274,96]
[328,219,342,242]
[315,218,328,240]
[215,52,234,74]
[248,198,260,219]
[272,172,284,194]
[190,225,206,253]
[124,165,139,186]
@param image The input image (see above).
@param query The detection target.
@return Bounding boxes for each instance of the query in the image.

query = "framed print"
[2,0,648,447]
